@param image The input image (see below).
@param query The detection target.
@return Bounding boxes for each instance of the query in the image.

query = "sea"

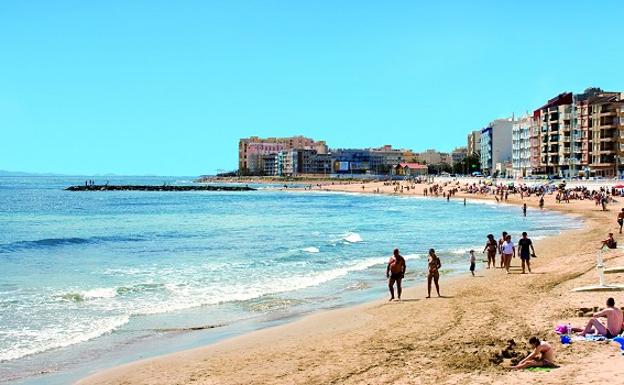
[0,176,582,384]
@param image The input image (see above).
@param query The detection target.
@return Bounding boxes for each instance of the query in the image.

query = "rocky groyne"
[65,185,256,192]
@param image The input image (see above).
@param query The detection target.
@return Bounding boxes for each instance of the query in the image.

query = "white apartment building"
[511,113,533,177]
[480,118,514,175]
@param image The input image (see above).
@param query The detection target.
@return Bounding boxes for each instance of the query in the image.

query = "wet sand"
[77,180,624,385]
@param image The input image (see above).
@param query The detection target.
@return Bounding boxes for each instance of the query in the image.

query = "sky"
[1,1,622,176]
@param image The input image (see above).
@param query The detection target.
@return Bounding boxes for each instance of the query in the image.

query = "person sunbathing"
[580,297,623,338]
[510,337,555,370]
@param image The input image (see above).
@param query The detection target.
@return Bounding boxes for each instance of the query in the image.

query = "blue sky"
[1,1,622,175]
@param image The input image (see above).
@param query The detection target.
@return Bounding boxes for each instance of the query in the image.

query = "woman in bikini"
[483,234,497,269]
[510,337,555,370]
[427,248,442,298]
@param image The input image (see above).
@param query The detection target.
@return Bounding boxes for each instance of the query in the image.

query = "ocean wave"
[302,247,320,253]
[0,235,146,253]
[0,315,129,362]
[58,283,167,302]
[342,232,363,243]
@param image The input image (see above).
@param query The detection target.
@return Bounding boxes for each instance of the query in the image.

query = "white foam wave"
[0,315,129,362]
[343,232,363,243]
[302,247,320,253]
[82,287,117,299]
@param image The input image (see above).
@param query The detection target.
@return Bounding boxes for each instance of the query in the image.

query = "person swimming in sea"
[426,248,441,298]
[386,248,406,301]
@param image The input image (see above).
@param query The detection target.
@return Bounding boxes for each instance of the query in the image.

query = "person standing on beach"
[522,203,527,217]
[426,249,441,298]
[483,234,497,269]
[539,196,544,210]
[617,208,624,234]
[386,248,406,301]
[501,234,515,274]
[498,231,508,269]
[469,249,476,276]
[518,232,535,274]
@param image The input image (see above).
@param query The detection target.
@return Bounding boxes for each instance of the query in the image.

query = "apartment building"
[531,88,623,177]
[415,149,451,165]
[451,147,468,165]
[238,136,328,174]
[369,145,405,173]
[467,130,481,156]
[579,91,623,177]
[511,113,533,177]
[480,118,513,175]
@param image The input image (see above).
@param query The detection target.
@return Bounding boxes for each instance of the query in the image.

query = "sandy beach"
[77,180,624,385]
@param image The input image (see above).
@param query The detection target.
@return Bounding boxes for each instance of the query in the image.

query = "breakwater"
[65,185,256,192]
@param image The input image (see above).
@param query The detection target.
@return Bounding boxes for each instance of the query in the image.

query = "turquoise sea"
[0,176,581,384]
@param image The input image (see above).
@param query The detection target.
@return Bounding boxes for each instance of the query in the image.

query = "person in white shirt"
[501,234,515,274]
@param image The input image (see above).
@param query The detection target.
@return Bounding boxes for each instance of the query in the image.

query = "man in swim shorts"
[618,208,624,234]
[386,248,406,301]
[579,297,623,338]
[518,232,536,274]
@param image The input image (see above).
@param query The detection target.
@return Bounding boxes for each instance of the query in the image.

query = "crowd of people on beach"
[381,179,624,371]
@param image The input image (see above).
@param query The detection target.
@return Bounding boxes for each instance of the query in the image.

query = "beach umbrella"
[613,183,624,189]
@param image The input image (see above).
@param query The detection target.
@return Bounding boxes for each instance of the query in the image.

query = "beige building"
[415,149,451,165]
[451,147,468,165]
[467,130,481,156]
[238,136,328,174]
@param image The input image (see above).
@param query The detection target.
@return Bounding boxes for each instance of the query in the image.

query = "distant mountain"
[0,169,66,177]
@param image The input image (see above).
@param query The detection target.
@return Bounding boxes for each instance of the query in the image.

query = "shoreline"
[75,180,624,385]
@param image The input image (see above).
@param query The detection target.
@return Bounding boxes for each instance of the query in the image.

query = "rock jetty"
[65,185,256,192]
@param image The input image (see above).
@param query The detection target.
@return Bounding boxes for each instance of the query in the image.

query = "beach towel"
[526,367,556,372]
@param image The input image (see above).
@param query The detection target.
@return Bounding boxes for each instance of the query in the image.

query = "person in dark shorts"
[518,231,536,274]
[469,249,476,276]
[386,248,406,301]
[522,203,527,217]
[539,196,544,210]
[617,208,624,234]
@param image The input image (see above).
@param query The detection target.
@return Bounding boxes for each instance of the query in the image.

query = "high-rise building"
[467,130,481,156]
[480,118,514,175]
[512,113,533,177]
[531,88,623,177]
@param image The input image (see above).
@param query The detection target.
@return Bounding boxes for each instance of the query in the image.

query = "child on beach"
[469,249,476,276]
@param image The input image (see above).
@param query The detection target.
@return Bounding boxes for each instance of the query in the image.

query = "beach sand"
[77,180,624,385]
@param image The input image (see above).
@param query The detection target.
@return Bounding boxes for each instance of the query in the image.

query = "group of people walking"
[483,231,536,274]
[386,231,538,301]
